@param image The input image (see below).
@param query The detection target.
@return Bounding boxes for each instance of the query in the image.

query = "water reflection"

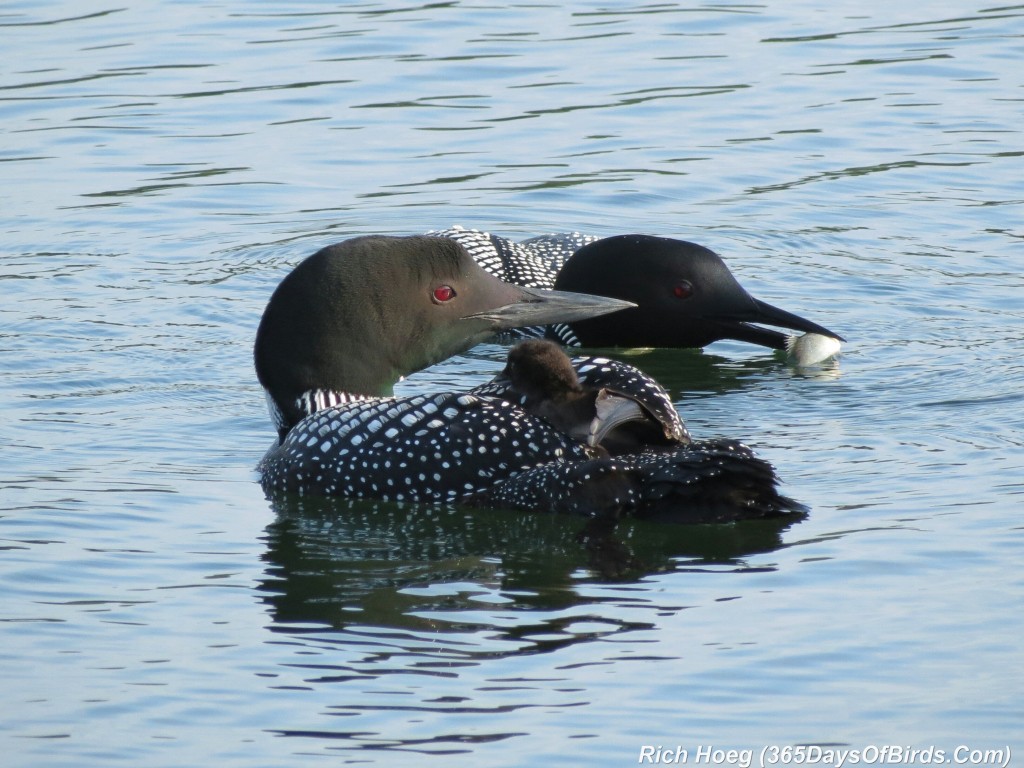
[589,345,840,396]
[258,493,803,638]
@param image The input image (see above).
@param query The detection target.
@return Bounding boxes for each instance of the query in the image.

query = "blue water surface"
[2,2,1022,766]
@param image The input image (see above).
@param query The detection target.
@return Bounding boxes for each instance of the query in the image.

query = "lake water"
[2,1,1022,766]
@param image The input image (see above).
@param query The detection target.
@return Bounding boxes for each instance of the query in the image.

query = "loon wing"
[469,441,805,524]
[572,356,688,443]
[475,355,689,445]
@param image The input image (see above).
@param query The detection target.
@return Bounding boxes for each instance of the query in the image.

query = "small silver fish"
[785,332,842,366]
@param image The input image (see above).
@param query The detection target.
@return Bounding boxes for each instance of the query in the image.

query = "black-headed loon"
[255,235,802,523]
[432,225,844,350]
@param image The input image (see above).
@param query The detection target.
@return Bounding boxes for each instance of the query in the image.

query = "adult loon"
[432,225,843,350]
[255,235,801,523]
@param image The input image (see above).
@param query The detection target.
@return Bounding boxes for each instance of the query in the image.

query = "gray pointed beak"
[466,286,635,331]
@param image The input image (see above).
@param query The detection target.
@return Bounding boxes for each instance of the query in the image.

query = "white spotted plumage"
[260,352,797,520]
[258,391,598,501]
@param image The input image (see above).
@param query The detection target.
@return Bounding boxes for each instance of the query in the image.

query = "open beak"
[715,297,845,350]
[465,285,636,331]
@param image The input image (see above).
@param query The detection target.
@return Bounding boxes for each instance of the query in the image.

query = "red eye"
[432,285,456,304]
[673,281,693,300]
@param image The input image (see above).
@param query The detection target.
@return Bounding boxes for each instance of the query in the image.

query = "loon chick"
[479,339,689,455]
[255,235,802,522]
[433,226,843,350]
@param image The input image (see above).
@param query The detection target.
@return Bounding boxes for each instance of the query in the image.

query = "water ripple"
[2,2,1023,764]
